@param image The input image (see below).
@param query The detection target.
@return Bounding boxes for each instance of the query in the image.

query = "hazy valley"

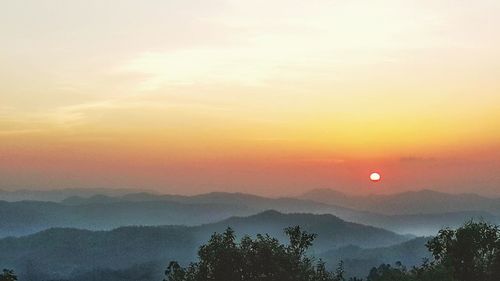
[0,188,499,280]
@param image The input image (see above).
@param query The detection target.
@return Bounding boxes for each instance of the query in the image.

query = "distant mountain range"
[61,191,352,215]
[199,210,407,249]
[300,188,500,215]
[0,199,255,237]
[1,189,498,237]
[320,236,432,278]
[0,188,495,280]
[3,187,498,216]
[0,211,412,281]
[0,187,155,202]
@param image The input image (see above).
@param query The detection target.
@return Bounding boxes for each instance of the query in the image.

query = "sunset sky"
[1,0,499,196]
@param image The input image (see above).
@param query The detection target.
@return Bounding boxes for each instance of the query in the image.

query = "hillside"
[200,210,408,249]
[62,191,354,215]
[320,237,432,278]
[341,209,499,236]
[0,188,154,202]
[300,189,500,215]
[2,190,497,238]
[0,192,366,238]
[0,211,410,281]
[0,200,256,237]
[63,191,500,235]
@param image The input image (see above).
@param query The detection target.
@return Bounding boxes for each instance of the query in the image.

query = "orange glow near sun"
[0,1,500,196]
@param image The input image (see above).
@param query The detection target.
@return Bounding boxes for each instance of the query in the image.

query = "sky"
[1,0,499,196]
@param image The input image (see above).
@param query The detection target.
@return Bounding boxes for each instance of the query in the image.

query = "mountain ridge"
[300,188,500,215]
[0,210,410,280]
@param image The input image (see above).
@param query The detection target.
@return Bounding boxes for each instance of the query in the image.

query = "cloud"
[113,1,458,91]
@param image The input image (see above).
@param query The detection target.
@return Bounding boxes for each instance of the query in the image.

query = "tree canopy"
[426,220,500,281]
[165,226,345,281]
[0,269,17,281]
[165,220,500,281]
[366,220,500,281]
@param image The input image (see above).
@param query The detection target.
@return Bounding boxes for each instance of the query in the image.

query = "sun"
[370,172,381,182]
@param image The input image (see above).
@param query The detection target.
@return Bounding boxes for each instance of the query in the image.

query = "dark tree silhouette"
[164,226,346,281]
[426,220,500,281]
[366,220,500,281]
[0,269,17,281]
[366,262,409,281]
[164,220,500,281]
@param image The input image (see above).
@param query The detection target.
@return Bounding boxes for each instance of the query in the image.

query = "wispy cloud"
[114,1,456,91]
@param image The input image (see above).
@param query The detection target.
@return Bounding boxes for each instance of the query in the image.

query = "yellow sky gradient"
[1,0,499,195]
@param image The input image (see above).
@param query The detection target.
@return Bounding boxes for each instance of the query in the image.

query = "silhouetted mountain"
[300,188,500,215]
[0,226,194,281]
[61,194,122,205]
[62,191,354,214]
[62,191,500,235]
[2,193,368,237]
[0,188,154,202]
[0,200,256,237]
[62,262,162,281]
[0,211,410,281]
[355,210,499,236]
[3,190,497,238]
[199,210,408,249]
[320,237,432,278]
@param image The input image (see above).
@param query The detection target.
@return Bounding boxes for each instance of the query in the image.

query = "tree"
[366,263,410,281]
[409,259,451,281]
[0,269,17,281]
[426,220,500,281]
[165,226,345,281]
[366,220,500,281]
[166,220,500,281]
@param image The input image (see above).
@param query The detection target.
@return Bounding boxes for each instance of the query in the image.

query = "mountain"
[2,190,497,238]
[0,226,194,281]
[1,191,366,238]
[198,210,408,249]
[353,211,499,236]
[0,188,155,202]
[61,194,124,205]
[0,200,256,237]
[63,191,500,235]
[300,189,500,215]
[0,211,410,281]
[62,191,354,214]
[320,237,432,278]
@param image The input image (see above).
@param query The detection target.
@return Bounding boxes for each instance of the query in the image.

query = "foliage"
[164,226,346,281]
[366,220,500,281]
[366,262,409,281]
[426,220,500,281]
[166,220,500,281]
[0,269,17,281]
